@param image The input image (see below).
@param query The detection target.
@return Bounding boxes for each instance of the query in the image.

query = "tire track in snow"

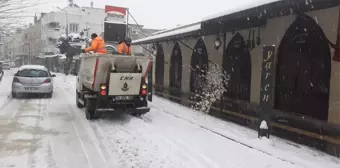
[0,94,14,112]
[0,98,27,168]
[0,98,47,168]
[93,113,213,168]
[149,101,297,166]
[59,87,99,168]
[57,76,221,167]
[26,97,51,168]
[92,119,154,168]
[0,70,16,114]
[56,85,116,168]
[0,98,31,146]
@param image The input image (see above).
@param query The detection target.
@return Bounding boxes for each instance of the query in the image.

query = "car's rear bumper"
[12,83,53,94]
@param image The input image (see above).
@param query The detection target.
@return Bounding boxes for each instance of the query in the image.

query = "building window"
[69,23,79,33]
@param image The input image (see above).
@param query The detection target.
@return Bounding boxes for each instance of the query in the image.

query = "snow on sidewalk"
[59,74,300,168]
[45,73,339,168]
[150,96,340,168]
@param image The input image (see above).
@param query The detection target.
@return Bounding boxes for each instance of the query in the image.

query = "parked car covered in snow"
[12,65,56,98]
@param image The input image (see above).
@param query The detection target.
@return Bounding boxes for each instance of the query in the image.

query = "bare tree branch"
[0,0,45,19]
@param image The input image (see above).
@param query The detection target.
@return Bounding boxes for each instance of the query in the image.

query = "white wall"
[40,7,106,54]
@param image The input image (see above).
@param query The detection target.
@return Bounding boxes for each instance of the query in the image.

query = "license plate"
[115,96,133,100]
[25,87,38,91]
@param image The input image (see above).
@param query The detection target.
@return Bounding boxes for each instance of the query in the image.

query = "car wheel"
[85,98,96,120]
[76,91,84,108]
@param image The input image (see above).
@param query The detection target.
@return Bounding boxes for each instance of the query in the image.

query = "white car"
[2,63,10,70]
[11,65,56,98]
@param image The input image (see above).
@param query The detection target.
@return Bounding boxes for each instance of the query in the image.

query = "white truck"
[76,53,153,120]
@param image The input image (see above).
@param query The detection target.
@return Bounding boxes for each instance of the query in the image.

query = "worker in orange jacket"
[117,37,132,55]
[81,33,107,54]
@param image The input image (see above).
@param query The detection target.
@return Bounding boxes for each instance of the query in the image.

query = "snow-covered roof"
[19,65,48,71]
[132,0,283,44]
[202,0,281,21]
[150,23,200,36]
[132,23,201,44]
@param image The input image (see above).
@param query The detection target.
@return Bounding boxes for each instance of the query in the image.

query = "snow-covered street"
[0,69,339,168]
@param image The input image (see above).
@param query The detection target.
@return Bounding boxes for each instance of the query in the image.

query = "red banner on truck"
[104,5,127,24]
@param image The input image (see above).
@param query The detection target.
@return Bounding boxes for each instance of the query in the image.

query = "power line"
[127,10,147,37]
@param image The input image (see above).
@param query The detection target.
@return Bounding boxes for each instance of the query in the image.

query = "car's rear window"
[17,69,49,77]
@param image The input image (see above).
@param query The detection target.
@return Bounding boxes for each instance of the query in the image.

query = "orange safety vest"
[85,36,107,54]
[117,42,132,55]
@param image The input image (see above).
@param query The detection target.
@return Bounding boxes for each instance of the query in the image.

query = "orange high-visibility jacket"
[117,42,132,55]
[85,36,107,54]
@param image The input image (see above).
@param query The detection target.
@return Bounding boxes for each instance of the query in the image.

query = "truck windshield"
[17,69,49,77]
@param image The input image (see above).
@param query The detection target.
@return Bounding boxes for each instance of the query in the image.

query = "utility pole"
[126,8,129,38]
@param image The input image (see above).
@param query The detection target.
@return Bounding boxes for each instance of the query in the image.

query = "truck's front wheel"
[85,98,96,120]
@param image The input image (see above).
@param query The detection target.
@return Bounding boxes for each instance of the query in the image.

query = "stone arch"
[155,43,165,90]
[275,14,331,120]
[190,38,209,93]
[222,32,252,101]
[169,42,182,96]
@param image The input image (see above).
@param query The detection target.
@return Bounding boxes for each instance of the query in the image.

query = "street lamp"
[57,7,69,37]
[214,36,222,50]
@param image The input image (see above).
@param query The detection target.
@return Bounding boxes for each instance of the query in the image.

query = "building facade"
[6,5,162,64]
[40,6,106,54]
[133,0,340,157]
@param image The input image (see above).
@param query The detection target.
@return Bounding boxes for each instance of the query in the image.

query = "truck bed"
[78,54,152,92]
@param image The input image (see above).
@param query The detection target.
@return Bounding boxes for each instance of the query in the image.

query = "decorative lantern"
[214,36,222,50]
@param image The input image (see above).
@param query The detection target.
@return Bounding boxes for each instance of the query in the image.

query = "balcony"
[47,22,60,29]
[44,29,63,40]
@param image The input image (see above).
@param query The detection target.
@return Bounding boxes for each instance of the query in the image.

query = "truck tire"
[76,91,84,108]
[143,100,148,107]
[85,98,96,120]
[12,92,17,98]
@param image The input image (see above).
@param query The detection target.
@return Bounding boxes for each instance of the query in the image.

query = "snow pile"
[56,32,89,49]
[152,97,340,168]
[259,120,269,129]
[191,63,230,113]
[59,33,88,42]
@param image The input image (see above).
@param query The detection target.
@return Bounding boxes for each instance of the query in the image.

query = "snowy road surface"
[0,69,339,168]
